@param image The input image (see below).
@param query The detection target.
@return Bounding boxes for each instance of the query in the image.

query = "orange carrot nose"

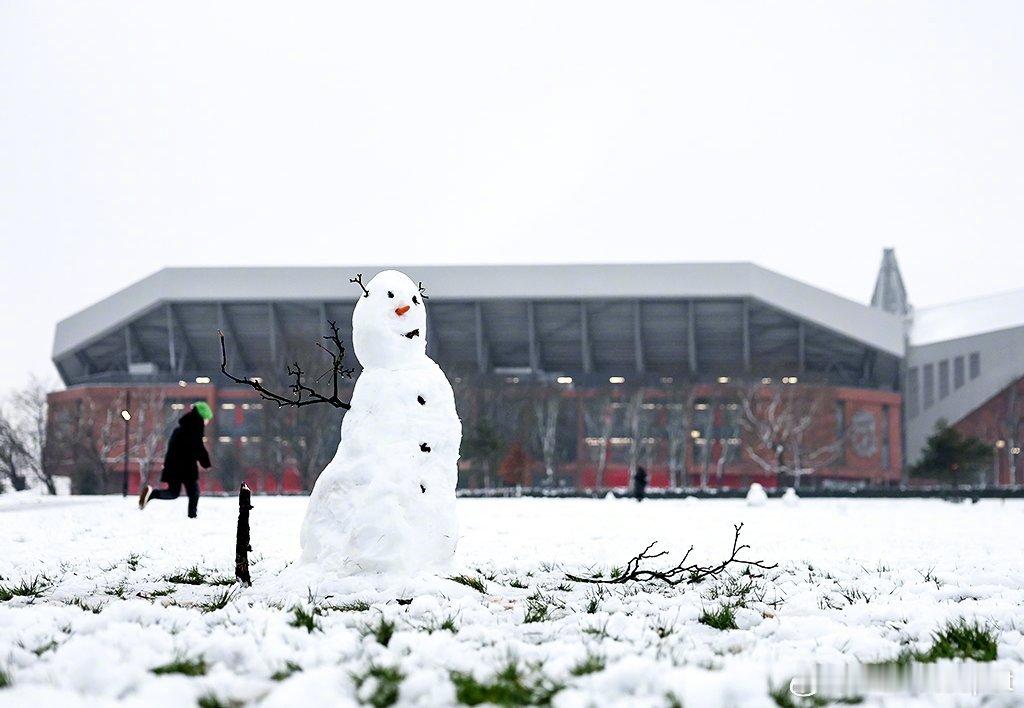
[395,305,411,316]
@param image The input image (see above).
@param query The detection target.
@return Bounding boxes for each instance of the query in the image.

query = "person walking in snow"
[633,465,648,502]
[138,401,212,518]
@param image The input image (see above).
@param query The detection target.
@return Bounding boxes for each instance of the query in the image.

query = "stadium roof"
[910,287,1024,346]
[54,263,905,361]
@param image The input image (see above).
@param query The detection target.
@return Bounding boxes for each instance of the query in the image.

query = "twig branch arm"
[565,523,777,586]
[218,323,353,410]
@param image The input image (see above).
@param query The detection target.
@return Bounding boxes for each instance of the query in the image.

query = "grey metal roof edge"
[53,262,906,360]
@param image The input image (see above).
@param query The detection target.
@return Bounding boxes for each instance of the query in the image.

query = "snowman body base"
[299,360,460,577]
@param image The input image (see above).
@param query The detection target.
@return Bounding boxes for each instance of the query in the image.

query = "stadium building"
[46,251,1024,493]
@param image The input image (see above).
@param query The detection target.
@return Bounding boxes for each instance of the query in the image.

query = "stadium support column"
[687,300,698,375]
[219,303,251,374]
[742,300,751,374]
[426,307,439,361]
[798,320,806,374]
[580,302,593,374]
[318,302,329,341]
[475,302,489,375]
[166,305,195,374]
[124,325,134,371]
[268,303,280,366]
[165,304,178,373]
[634,300,645,374]
[527,301,539,374]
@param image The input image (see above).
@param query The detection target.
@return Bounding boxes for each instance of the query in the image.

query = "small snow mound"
[604,491,617,501]
[684,496,699,505]
[782,488,800,506]
[746,483,768,507]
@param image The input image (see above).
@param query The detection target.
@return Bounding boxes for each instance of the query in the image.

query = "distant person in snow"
[138,402,212,518]
[633,465,648,502]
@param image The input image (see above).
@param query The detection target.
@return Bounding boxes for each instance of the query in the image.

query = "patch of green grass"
[0,667,10,688]
[448,574,487,593]
[524,595,551,624]
[126,554,142,572]
[451,660,563,706]
[137,586,176,600]
[833,583,874,605]
[152,655,207,676]
[769,680,864,707]
[422,614,459,634]
[918,619,998,662]
[654,623,675,639]
[197,695,244,708]
[554,582,573,592]
[197,588,235,613]
[508,578,529,589]
[164,566,208,585]
[363,616,396,647]
[707,574,764,608]
[699,606,738,631]
[289,605,322,632]
[581,620,609,640]
[352,663,404,708]
[28,639,58,657]
[328,600,371,612]
[271,661,302,682]
[105,581,130,599]
[569,652,605,676]
[583,587,604,614]
[609,567,622,580]
[67,597,104,614]
[0,576,49,601]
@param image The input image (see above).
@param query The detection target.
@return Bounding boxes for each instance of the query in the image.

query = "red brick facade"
[950,375,1024,486]
[48,381,902,494]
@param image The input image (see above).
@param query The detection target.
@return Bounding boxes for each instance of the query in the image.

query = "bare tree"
[0,379,59,493]
[532,387,561,485]
[263,401,344,491]
[0,410,29,492]
[583,393,614,490]
[625,389,654,483]
[128,389,171,488]
[665,386,697,490]
[739,383,843,487]
[460,385,520,489]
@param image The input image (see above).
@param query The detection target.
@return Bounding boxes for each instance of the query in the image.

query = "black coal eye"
[387,291,394,298]
[412,295,419,305]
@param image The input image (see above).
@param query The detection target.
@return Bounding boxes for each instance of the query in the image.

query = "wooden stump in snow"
[235,483,253,586]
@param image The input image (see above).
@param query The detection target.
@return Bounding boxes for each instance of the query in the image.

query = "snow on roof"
[910,287,1024,346]
[53,263,906,359]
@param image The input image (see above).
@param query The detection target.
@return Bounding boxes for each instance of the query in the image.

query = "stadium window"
[906,367,920,419]
[953,356,965,389]
[923,363,935,409]
[969,352,981,380]
[938,360,950,400]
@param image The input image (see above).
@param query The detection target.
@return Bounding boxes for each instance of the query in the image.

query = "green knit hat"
[192,401,214,421]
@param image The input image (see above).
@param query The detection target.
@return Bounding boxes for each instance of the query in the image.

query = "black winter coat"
[160,409,211,485]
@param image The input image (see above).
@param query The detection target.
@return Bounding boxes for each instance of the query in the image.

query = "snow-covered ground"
[1,495,1022,707]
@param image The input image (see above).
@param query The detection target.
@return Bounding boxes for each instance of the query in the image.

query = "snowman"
[298,270,462,576]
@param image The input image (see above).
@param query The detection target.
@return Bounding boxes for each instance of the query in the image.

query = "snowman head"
[351,270,429,369]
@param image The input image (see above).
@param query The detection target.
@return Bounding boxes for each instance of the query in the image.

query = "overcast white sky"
[1,2,1022,395]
